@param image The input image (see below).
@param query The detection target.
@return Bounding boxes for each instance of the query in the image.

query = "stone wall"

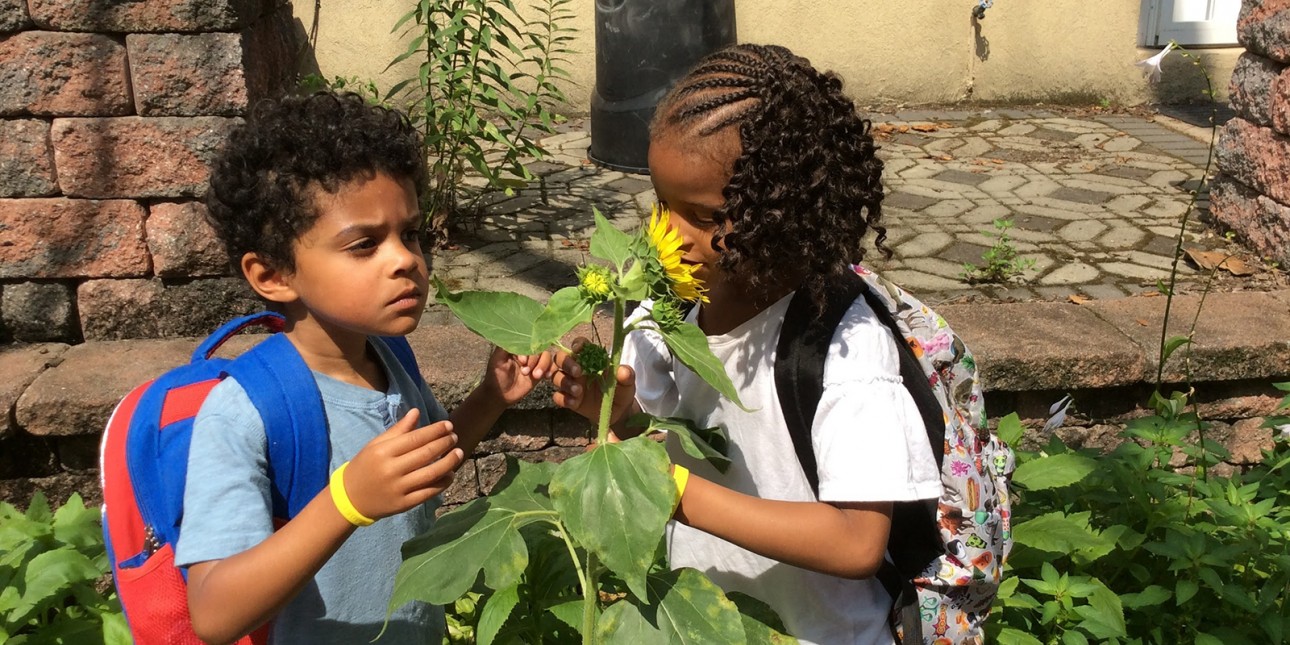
[1211,0,1290,265]
[0,0,297,345]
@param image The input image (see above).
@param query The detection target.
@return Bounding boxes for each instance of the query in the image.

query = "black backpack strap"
[774,270,947,644]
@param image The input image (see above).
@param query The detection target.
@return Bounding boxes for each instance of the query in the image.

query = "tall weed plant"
[990,42,1290,644]
[388,0,575,236]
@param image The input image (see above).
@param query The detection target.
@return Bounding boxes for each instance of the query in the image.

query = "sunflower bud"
[577,265,614,304]
[576,343,611,376]
[650,297,686,332]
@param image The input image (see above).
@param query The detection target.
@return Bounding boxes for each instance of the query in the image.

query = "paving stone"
[884,191,938,211]
[934,169,991,186]
[1098,261,1172,281]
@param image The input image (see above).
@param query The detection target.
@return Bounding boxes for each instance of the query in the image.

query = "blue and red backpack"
[99,312,421,644]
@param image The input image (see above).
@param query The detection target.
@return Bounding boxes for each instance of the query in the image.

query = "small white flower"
[1135,42,1176,83]
[1278,423,1290,441]
[1043,394,1074,433]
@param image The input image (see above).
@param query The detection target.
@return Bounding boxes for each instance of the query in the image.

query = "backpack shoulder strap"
[773,272,865,495]
[223,333,330,519]
[376,335,423,388]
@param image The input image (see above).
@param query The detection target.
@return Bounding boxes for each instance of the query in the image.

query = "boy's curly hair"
[205,92,427,272]
[651,44,888,305]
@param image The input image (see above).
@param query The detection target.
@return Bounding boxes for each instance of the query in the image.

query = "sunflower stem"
[596,298,626,446]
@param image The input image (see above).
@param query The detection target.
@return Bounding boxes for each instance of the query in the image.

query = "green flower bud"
[576,343,611,376]
[577,265,614,304]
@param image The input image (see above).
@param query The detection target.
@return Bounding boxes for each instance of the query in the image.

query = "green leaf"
[393,462,556,613]
[9,547,101,626]
[550,437,673,599]
[632,414,731,474]
[1073,583,1125,639]
[434,277,545,354]
[547,600,585,635]
[1195,634,1225,645]
[996,627,1044,645]
[656,324,747,410]
[728,592,799,644]
[1061,631,1090,645]
[51,494,102,553]
[102,610,132,645]
[25,492,51,524]
[1176,578,1199,605]
[1160,335,1193,364]
[598,568,748,644]
[1013,453,1098,490]
[1120,585,1171,608]
[532,286,593,349]
[997,412,1025,447]
[477,583,520,645]
[590,209,637,273]
[1013,512,1107,554]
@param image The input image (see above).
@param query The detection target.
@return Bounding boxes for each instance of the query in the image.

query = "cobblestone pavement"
[432,109,1282,310]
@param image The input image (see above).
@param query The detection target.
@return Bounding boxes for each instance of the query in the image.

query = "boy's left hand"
[482,346,553,405]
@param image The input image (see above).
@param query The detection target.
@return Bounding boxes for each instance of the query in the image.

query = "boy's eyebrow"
[333,214,420,238]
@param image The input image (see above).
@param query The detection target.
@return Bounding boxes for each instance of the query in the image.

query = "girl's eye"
[401,229,420,243]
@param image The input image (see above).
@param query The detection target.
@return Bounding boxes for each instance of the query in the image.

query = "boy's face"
[281,172,428,340]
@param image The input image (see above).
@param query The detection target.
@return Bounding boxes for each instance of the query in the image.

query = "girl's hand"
[342,410,462,520]
[551,337,637,426]
[482,346,553,406]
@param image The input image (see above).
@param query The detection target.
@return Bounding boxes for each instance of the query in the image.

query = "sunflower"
[645,205,708,303]
[577,264,614,304]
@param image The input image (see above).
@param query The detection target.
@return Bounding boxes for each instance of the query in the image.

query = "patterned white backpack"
[774,265,1015,644]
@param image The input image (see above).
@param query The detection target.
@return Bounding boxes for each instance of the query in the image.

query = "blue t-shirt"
[175,339,449,644]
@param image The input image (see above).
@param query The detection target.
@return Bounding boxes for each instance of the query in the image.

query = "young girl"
[552,44,941,644]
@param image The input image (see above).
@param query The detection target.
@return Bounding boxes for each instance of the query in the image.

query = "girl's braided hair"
[652,44,888,306]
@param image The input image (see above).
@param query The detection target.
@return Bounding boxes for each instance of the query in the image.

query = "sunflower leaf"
[590,208,635,274]
[657,324,749,410]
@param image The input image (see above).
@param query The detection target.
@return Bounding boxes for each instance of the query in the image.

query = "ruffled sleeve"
[811,298,942,503]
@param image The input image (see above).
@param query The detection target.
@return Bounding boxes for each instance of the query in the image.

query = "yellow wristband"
[671,464,690,500]
[330,462,375,527]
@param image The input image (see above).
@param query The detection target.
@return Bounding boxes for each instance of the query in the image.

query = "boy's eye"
[401,229,421,243]
[347,238,377,252]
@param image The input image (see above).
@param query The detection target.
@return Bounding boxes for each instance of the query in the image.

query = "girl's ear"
[241,252,298,304]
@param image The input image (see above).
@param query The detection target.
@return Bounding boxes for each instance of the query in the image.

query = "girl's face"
[647,132,734,299]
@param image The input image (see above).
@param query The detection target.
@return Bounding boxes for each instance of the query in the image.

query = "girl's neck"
[696,279,795,336]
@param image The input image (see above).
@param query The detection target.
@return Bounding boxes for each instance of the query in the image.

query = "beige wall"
[291,0,1238,112]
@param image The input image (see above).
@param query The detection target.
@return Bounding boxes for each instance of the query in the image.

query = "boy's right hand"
[551,338,637,427]
[342,409,462,520]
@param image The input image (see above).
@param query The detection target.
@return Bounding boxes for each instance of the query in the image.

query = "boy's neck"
[283,321,389,392]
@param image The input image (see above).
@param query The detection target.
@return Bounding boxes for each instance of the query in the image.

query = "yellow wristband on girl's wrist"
[671,464,690,500]
[330,462,375,527]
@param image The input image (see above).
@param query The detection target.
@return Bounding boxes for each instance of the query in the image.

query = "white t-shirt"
[621,293,942,645]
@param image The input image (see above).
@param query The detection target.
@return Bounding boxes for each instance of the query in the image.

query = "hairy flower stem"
[595,299,627,446]
[1155,47,1216,389]
[582,553,601,644]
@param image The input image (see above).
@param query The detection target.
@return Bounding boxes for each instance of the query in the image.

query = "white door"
[1140,0,1240,46]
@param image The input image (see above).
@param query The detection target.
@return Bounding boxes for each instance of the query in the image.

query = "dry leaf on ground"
[1068,294,1091,305]
[1183,248,1257,276]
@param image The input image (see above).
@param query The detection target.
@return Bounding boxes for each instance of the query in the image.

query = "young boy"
[175,92,550,645]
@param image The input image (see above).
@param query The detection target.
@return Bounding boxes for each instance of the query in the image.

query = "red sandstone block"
[51,116,241,199]
[0,32,132,117]
[27,0,263,32]
[0,198,150,278]
[1229,52,1281,128]
[1215,117,1290,206]
[0,0,31,32]
[127,10,295,116]
[78,277,260,340]
[147,202,230,277]
[1272,66,1290,136]
[1240,0,1290,64]
[0,119,57,197]
[1208,175,1290,266]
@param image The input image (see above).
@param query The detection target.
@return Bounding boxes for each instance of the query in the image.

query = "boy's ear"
[241,252,298,304]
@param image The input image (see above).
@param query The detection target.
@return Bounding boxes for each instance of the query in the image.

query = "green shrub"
[991,385,1290,644]
[0,492,128,644]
